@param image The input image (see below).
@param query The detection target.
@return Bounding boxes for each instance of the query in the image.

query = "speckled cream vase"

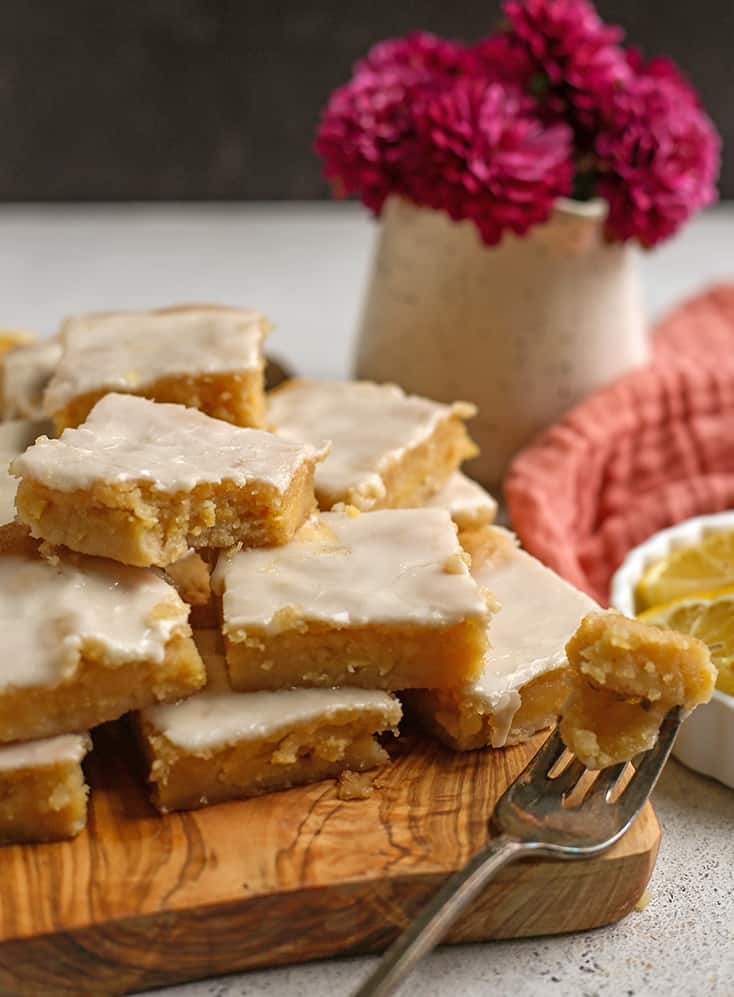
[354,195,649,489]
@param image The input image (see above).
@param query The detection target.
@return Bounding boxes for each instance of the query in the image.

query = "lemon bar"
[165,550,219,628]
[407,528,596,750]
[1,339,62,420]
[0,327,35,361]
[13,394,324,567]
[423,471,498,564]
[137,630,401,812]
[165,550,212,606]
[560,612,716,769]
[213,508,490,692]
[268,379,477,511]
[0,419,52,525]
[0,525,205,743]
[0,733,91,845]
[43,306,269,431]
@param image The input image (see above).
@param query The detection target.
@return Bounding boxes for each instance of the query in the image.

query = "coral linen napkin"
[505,284,734,605]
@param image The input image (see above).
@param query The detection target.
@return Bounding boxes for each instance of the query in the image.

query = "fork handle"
[353,835,531,997]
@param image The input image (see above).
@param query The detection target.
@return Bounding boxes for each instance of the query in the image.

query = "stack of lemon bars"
[0,306,715,844]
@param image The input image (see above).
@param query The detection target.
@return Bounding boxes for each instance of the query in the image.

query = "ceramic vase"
[354,196,649,490]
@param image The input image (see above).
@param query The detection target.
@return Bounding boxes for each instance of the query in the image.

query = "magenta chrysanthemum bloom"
[409,79,574,245]
[315,34,467,214]
[315,70,418,214]
[315,16,718,248]
[596,70,720,246]
[502,0,631,129]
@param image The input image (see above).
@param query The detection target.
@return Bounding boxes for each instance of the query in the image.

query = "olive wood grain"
[0,723,660,996]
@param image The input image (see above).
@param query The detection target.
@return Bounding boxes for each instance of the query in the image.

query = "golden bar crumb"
[336,769,377,801]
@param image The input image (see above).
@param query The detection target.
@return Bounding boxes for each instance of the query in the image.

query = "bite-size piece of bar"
[213,508,491,692]
[560,611,716,769]
[13,394,325,567]
[137,630,401,813]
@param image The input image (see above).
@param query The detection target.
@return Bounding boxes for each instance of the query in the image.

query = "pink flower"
[596,68,720,246]
[502,0,632,130]
[314,70,422,214]
[409,79,574,245]
[315,35,467,214]
[315,17,719,248]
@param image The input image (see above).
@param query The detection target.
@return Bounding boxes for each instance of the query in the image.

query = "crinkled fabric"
[505,284,734,604]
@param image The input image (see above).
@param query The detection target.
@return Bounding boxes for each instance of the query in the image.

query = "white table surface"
[2,202,733,997]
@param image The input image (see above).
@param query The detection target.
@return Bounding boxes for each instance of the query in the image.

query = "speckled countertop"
[2,202,733,997]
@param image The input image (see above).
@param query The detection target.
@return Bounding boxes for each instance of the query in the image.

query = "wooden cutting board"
[0,722,659,996]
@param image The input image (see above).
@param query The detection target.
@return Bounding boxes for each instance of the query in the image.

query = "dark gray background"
[0,0,730,201]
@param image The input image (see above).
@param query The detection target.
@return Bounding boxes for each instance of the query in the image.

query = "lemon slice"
[635,529,734,611]
[638,587,734,695]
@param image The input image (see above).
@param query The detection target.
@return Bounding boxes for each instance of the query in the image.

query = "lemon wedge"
[638,587,734,695]
[635,529,734,611]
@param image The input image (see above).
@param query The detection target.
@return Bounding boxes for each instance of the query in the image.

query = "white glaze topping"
[269,379,475,509]
[470,528,597,746]
[142,630,401,752]
[0,419,52,525]
[1,340,62,420]
[0,732,91,773]
[0,544,189,690]
[423,472,497,530]
[213,508,489,633]
[44,307,268,413]
[12,393,324,494]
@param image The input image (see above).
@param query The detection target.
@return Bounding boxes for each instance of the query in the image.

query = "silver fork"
[354,708,681,997]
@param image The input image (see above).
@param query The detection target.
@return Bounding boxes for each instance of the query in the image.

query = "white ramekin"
[610,511,734,789]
